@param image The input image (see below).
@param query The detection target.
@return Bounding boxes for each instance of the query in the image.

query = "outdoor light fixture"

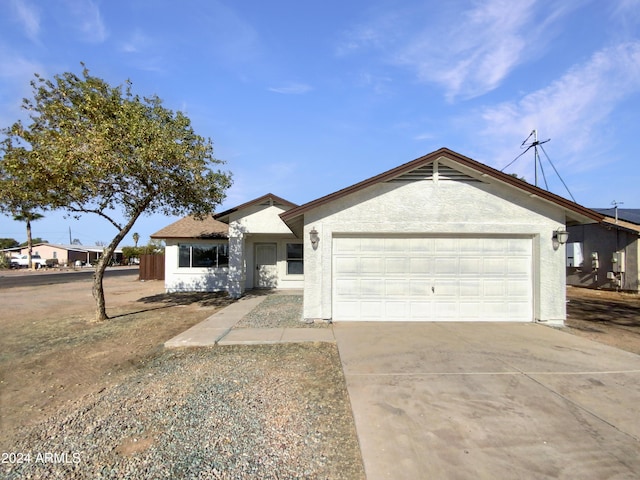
[553,228,569,246]
[309,227,319,249]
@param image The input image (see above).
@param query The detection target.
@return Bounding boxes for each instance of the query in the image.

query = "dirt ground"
[1,271,638,453]
[566,286,640,355]
[0,270,234,449]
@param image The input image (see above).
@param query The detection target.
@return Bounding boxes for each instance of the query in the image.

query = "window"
[286,243,303,274]
[178,243,229,268]
[566,242,584,268]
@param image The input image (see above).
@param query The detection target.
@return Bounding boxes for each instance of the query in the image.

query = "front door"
[255,243,277,288]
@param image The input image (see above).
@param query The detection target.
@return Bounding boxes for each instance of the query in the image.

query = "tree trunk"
[26,219,33,270]
[92,254,109,322]
[91,204,149,322]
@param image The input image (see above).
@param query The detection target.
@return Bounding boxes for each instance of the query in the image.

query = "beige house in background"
[6,243,123,266]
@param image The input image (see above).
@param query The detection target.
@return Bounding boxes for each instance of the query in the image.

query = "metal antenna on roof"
[500,129,576,203]
[611,200,624,223]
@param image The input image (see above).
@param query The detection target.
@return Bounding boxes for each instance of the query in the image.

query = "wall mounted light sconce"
[554,228,569,245]
[552,228,569,250]
[309,227,319,250]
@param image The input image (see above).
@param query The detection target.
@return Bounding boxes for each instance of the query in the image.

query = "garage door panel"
[435,301,459,318]
[361,279,384,296]
[482,302,508,320]
[483,280,506,297]
[386,279,409,296]
[334,301,360,319]
[335,256,359,274]
[386,301,409,319]
[335,238,361,253]
[409,301,432,319]
[483,258,505,274]
[361,301,384,319]
[385,257,408,273]
[508,257,530,274]
[410,280,432,297]
[410,257,431,274]
[435,257,458,275]
[362,257,383,273]
[459,302,482,319]
[409,237,434,252]
[459,280,481,296]
[459,257,482,274]
[333,236,532,322]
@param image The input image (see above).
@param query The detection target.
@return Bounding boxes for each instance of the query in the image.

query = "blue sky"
[1,0,639,247]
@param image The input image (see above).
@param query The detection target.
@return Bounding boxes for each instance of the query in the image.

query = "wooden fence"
[139,254,165,281]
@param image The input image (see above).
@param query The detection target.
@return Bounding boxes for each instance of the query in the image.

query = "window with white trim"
[286,243,303,274]
[178,243,229,268]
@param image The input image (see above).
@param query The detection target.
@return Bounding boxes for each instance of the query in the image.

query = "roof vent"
[388,164,434,182]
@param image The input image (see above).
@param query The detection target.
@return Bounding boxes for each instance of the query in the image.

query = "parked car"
[10,254,47,269]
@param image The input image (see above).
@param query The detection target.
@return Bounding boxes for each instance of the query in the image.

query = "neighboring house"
[567,209,640,292]
[3,243,123,266]
[153,148,605,326]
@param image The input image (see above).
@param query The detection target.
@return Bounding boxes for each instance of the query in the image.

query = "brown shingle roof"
[150,215,228,239]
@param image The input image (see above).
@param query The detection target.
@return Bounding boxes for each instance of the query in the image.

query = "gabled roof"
[214,193,298,223]
[280,148,604,231]
[150,215,228,239]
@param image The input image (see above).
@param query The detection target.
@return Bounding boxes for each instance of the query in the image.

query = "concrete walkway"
[164,293,334,348]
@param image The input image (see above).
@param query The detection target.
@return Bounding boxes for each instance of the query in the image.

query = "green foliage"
[0,64,231,320]
[1,64,231,223]
[121,240,164,263]
[19,237,48,247]
[0,238,19,249]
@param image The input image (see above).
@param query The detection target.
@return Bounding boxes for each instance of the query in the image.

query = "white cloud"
[10,0,40,42]
[64,0,107,43]
[395,0,540,101]
[476,42,640,169]
[121,30,151,54]
[0,49,44,126]
[337,0,583,101]
[268,83,313,95]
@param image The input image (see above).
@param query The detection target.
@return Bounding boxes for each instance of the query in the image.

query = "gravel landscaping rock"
[3,344,364,479]
[236,295,328,329]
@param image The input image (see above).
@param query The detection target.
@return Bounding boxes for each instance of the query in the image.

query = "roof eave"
[214,193,298,223]
[280,148,604,228]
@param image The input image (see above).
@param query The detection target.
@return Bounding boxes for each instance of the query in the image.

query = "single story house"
[566,209,640,292]
[152,148,604,326]
[2,243,123,266]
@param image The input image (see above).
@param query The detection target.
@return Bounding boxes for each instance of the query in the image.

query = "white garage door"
[332,236,532,321]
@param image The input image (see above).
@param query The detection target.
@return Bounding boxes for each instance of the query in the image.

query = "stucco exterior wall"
[164,240,229,293]
[567,223,640,292]
[302,178,568,324]
[241,235,304,290]
[227,203,302,297]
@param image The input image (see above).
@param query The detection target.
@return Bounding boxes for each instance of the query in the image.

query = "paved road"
[0,267,139,289]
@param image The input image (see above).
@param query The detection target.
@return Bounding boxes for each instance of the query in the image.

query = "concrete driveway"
[334,322,640,480]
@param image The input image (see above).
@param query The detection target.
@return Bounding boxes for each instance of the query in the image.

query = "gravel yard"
[1,274,364,479]
[3,343,364,479]
[236,295,328,329]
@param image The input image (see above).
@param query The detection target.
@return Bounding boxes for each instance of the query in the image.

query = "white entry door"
[255,243,277,288]
[332,236,532,321]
